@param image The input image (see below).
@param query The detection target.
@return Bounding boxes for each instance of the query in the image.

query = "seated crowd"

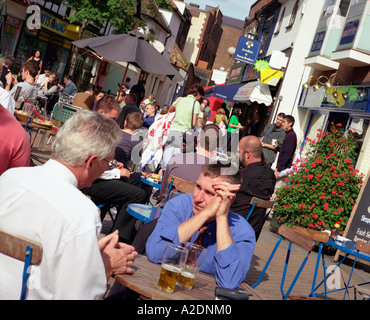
[0,79,285,300]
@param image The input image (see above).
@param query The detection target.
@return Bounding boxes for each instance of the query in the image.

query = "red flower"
[323,203,329,210]
[332,190,337,195]
[338,208,343,212]
[344,158,352,163]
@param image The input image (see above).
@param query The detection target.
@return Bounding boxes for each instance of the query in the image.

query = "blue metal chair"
[291,226,330,298]
[140,175,162,206]
[251,224,315,300]
[309,238,370,300]
[245,197,275,223]
[97,204,118,233]
[42,103,82,149]
[351,241,370,300]
[0,230,43,300]
[127,175,195,223]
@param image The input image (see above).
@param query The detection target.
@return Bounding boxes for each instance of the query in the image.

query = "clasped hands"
[206,178,240,220]
[99,230,138,280]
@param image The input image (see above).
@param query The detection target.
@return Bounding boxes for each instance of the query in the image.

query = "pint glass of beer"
[157,243,188,293]
[177,243,206,290]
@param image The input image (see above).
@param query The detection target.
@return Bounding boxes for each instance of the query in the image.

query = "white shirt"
[0,87,15,114]
[0,160,107,300]
[36,74,49,88]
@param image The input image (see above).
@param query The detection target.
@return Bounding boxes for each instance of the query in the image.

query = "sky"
[184,0,255,21]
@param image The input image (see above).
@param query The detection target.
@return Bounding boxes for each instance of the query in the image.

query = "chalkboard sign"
[344,169,370,243]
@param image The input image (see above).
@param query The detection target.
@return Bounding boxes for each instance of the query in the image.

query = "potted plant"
[273,122,364,236]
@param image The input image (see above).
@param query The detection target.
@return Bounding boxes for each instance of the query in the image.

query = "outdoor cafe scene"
[0,0,370,303]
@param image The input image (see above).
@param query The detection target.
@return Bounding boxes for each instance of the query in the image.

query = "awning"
[233,81,273,106]
[213,83,245,104]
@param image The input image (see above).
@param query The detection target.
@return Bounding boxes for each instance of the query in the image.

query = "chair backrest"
[245,196,275,222]
[355,241,370,254]
[278,225,316,252]
[163,175,196,205]
[51,103,80,124]
[13,86,22,101]
[167,175,196,194]
[249,197,274,209]
[47,93,60,111]
[0,230,43,300]
[292,225,329,243]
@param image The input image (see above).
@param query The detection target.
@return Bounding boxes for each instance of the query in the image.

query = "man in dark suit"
[130,80,146,106]
[0,56,15,89]
[116,93,141,129]
[231,135,276,241]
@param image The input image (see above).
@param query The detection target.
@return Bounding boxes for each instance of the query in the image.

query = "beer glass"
[157,243,188,293]
[177,243,207,290]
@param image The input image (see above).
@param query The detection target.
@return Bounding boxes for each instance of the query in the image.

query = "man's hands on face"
[212,178,240,219]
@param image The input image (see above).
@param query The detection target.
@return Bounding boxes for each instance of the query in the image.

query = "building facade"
[300,0,370,177]
[183,4,223,87]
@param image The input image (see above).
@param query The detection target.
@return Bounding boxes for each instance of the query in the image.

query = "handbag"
[169,97,182,113]
[191,100,196,129]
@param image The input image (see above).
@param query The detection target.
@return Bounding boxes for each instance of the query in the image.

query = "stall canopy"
[204,83,245,103]
[213,83,245,104]
[233,81,273,106]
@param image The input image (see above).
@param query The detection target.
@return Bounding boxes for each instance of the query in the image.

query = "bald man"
[231,136,276,240]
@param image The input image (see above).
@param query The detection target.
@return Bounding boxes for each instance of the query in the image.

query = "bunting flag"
[260,68,284,86]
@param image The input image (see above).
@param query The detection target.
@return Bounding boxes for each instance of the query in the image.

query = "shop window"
[338,0,351,17]
[286,0,299,30]
[346,118,369,169]
[274,7,285,35]
[301,112,327,158]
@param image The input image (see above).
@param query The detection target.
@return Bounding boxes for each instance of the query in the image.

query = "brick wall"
[213,24,242,73]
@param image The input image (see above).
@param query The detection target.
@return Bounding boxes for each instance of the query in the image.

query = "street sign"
[233,36,262,65]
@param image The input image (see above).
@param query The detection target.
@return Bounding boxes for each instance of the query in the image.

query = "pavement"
[30,131,370,301]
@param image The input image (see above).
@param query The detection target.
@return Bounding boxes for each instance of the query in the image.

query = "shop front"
[14,10,86,80]
[299,85,370,175]
[2,15,23,56]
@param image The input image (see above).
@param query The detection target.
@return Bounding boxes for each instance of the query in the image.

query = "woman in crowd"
[38,73,59,96]
[38,73,59,114]
[27,50,43,75]
[165,83,204,149]
[227,106,244,152]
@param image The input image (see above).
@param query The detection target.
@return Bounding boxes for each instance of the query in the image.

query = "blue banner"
[233,36,262,65]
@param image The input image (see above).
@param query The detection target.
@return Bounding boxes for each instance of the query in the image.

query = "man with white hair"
[0,110,138,299]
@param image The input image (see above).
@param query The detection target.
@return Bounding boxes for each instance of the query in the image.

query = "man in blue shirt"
[146,163,256,289]
[60,75,78,96]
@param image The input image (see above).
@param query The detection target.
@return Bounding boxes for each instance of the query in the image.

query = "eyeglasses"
[104,159,118,169]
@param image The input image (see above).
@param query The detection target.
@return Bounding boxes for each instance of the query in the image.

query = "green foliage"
[274,123,364,235]
[60,0,172,37]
